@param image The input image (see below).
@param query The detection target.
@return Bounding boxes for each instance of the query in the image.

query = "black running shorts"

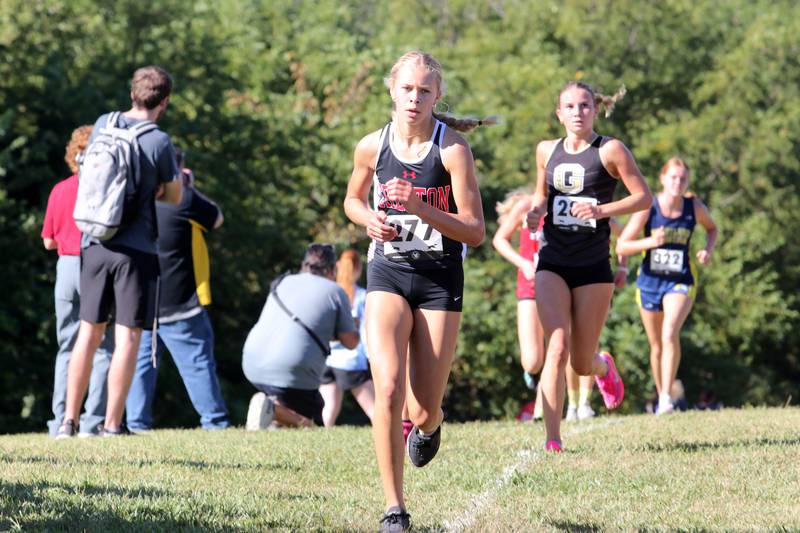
[79,243,160,329]
[320,366,372,391]
[366,259,464,312]
[536,258,613,290]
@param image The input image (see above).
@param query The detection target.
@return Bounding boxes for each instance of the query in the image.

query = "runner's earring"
[434,100,450,115]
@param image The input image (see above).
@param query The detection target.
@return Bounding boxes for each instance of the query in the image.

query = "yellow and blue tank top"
[636,196,696,289]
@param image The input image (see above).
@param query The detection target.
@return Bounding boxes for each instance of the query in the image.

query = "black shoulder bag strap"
[270,274,331,357]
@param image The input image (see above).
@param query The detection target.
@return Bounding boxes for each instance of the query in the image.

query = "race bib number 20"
[553,195,597,233]
[383,214,443,262]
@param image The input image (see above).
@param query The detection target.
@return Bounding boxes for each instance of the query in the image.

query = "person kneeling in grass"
[242,244,359,429]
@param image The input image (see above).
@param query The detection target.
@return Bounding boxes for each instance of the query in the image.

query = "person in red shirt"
[41,125,113,438]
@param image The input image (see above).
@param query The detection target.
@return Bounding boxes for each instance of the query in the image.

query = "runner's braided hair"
[385,51,499,132]
[559,81,627,118]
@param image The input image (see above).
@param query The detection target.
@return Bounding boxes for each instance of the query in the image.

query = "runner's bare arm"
[526,139,557,229]
[344,131,398,243]
[694,197,718,265]
[493,196,534,271]
[616,209,662,256]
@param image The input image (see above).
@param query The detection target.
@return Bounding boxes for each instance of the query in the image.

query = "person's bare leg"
[351,379,376,422]
[103,323,142,430]
[320,381,344,427]
[63,320,106,425]
[405,309,461,433]
[517,300,545,375]
[569,284,614,377]
[660,292,693,404]
[367,291,413,512]
[639,307,664,395]
[272,401,314,428]
[534,271,572,443]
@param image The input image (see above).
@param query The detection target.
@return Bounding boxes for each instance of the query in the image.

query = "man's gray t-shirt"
[242,272,356,390]
[83,113,179,254]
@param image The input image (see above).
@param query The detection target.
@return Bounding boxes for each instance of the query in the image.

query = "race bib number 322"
[650,248,684,274]
[553,195,597,233]
[383,214,443,262]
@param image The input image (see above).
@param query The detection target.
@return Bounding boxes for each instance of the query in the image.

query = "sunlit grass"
[1,407,798,531]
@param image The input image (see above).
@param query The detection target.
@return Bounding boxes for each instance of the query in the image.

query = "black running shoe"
[56,419,77,440]
[101,425,133,437]
[406,424,441,468]
[378,506,410,533]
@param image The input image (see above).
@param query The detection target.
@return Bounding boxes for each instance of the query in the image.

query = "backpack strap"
[106,111,121,128]
[128,120,158,137]
[106,111,157,137]
[270,273,332,357]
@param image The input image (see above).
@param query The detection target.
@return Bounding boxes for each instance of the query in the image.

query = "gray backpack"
[73,112,157,240]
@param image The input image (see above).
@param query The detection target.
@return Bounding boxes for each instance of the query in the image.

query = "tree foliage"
[0,0,797,431]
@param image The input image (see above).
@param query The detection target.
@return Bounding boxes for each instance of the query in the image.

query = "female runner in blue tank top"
[344,51,491,532]
[526,82,653,452]
[616,158,717,415]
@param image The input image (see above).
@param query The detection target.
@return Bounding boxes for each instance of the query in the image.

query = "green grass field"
[1,407,799,532]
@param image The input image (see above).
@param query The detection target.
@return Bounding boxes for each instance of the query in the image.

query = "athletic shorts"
[516,271,535,300]
[79,243,159,329]
[367,259,464,312]
[536,259,613,290]
[320,366,372,391]
[254,384,324,427]
[637,282,695,312]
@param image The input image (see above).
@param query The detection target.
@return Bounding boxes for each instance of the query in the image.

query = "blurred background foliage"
[1,0,797,432]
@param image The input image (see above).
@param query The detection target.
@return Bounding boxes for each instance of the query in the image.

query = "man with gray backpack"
[58,65,183,438]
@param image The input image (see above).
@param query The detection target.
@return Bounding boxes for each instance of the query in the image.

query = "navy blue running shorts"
[366,259,464,312]
[536,258,613,290]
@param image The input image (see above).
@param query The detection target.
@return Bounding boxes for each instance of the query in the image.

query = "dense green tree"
[0,0,796,432]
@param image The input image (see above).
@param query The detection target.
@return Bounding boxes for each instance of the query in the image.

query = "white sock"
[659,392,672,407]
[420,426,439,437]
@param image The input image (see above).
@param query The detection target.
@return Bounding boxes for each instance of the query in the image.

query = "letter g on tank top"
[368,120,466,271]
[539,135,618,267]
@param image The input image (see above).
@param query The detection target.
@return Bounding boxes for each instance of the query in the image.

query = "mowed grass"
[1,407,799,532]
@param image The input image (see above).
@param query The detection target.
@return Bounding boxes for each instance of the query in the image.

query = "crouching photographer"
[242,244,359,429]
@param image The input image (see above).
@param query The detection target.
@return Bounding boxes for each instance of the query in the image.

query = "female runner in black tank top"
[526,82,652,452]
[344,51,492,532]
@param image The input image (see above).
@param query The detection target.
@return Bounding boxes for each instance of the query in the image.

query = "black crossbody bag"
[270,273,331,357]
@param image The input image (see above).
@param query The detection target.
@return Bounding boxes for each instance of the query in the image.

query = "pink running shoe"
[545,439,562,453]
[402,419,413,444]
[594,351,625,409]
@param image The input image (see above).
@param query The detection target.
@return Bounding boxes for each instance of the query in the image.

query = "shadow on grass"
[0,479,170,500]
[0,452,300,472]
[545,520,603,532]
[630,435,800,454]
[0,479,292,532]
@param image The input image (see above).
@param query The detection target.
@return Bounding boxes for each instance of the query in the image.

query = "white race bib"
[383,214,443,262]
[650,248,684,274]
[553,195,597,233]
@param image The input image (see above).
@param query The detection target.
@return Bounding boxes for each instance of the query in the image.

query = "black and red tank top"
[369,120,464,270]
[539,135,618,266]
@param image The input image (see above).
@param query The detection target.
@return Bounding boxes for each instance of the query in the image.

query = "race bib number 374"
[553,195,597,233]
[383,214,443,262]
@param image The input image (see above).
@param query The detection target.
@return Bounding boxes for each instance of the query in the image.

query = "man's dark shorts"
[254,384,324,427]
[320,366,372,391]
[80,243,159,329]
